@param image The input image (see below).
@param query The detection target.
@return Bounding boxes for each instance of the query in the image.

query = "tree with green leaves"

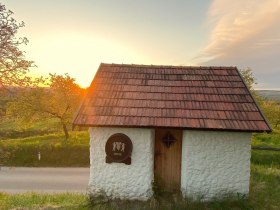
[7,74,85,140]
[239,68,257,91]
[0,3,34,88]
[259,99,280,129]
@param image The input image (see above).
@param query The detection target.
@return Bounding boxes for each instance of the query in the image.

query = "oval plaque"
[105,133,133,165]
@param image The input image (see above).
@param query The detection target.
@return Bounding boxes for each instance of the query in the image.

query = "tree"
[239,68,257,91]
[260,100,280,129]
[239,67,263,105]
[0,3,33,88]
[7,74,85,140]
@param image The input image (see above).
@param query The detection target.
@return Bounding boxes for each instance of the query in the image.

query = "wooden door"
[154,128,182,192]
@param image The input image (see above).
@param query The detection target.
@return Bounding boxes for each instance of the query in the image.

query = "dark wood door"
[154,128,182,192]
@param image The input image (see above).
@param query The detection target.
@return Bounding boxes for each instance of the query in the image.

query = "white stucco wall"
[181,130,251,200]
[88,127,155,200]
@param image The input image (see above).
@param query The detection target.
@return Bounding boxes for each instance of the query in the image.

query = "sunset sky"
[2,0,280,89]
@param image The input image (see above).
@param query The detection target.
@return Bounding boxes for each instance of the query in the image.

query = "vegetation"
[252,129,280,148]
[0,193,88,210]
[0,131,89,167]
[239,68,256,92]
[0,3,34,88]
[0,118,62,140]
[6,74,85,140]
[260,100,280,129]
[0,3,85,140]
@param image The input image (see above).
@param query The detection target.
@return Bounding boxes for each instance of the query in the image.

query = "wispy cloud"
[193,0,280,64]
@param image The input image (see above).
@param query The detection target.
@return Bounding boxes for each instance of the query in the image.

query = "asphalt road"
[0,167,90,194]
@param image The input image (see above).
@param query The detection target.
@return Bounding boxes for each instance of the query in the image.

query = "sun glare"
[27,33,143,87]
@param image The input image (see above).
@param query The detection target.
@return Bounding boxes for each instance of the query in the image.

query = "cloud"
[193,0,280,64]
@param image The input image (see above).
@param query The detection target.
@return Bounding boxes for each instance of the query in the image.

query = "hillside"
[256,90,280,101]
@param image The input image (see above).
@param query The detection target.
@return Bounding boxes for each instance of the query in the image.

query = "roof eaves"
[72,122,270,132]
[235,68,272,133]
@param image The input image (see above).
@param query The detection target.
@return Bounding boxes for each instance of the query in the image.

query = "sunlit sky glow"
[2,0,280,89]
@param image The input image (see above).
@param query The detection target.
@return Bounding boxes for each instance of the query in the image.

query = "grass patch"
[251,150,280,168]
[0,131,89,167]
[0,193,88,210]
[0,118,62,140]
[252,129,280,148]
[249,164,280,209]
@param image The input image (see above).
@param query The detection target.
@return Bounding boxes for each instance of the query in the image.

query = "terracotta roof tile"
[73,63,271,132]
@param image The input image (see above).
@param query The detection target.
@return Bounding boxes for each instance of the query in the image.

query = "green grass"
[0,131,90,167]
[249,164,280,209]
[252,129,280,148]
[0,193,89,210]
[0,118,63,140]
[251,150,280,168]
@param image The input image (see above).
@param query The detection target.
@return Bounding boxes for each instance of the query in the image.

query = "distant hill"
[256,90,280,101]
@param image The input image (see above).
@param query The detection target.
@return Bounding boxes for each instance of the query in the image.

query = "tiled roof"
[73,63,271,132]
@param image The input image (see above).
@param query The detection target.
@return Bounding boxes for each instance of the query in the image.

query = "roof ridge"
[101,63,237,69]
